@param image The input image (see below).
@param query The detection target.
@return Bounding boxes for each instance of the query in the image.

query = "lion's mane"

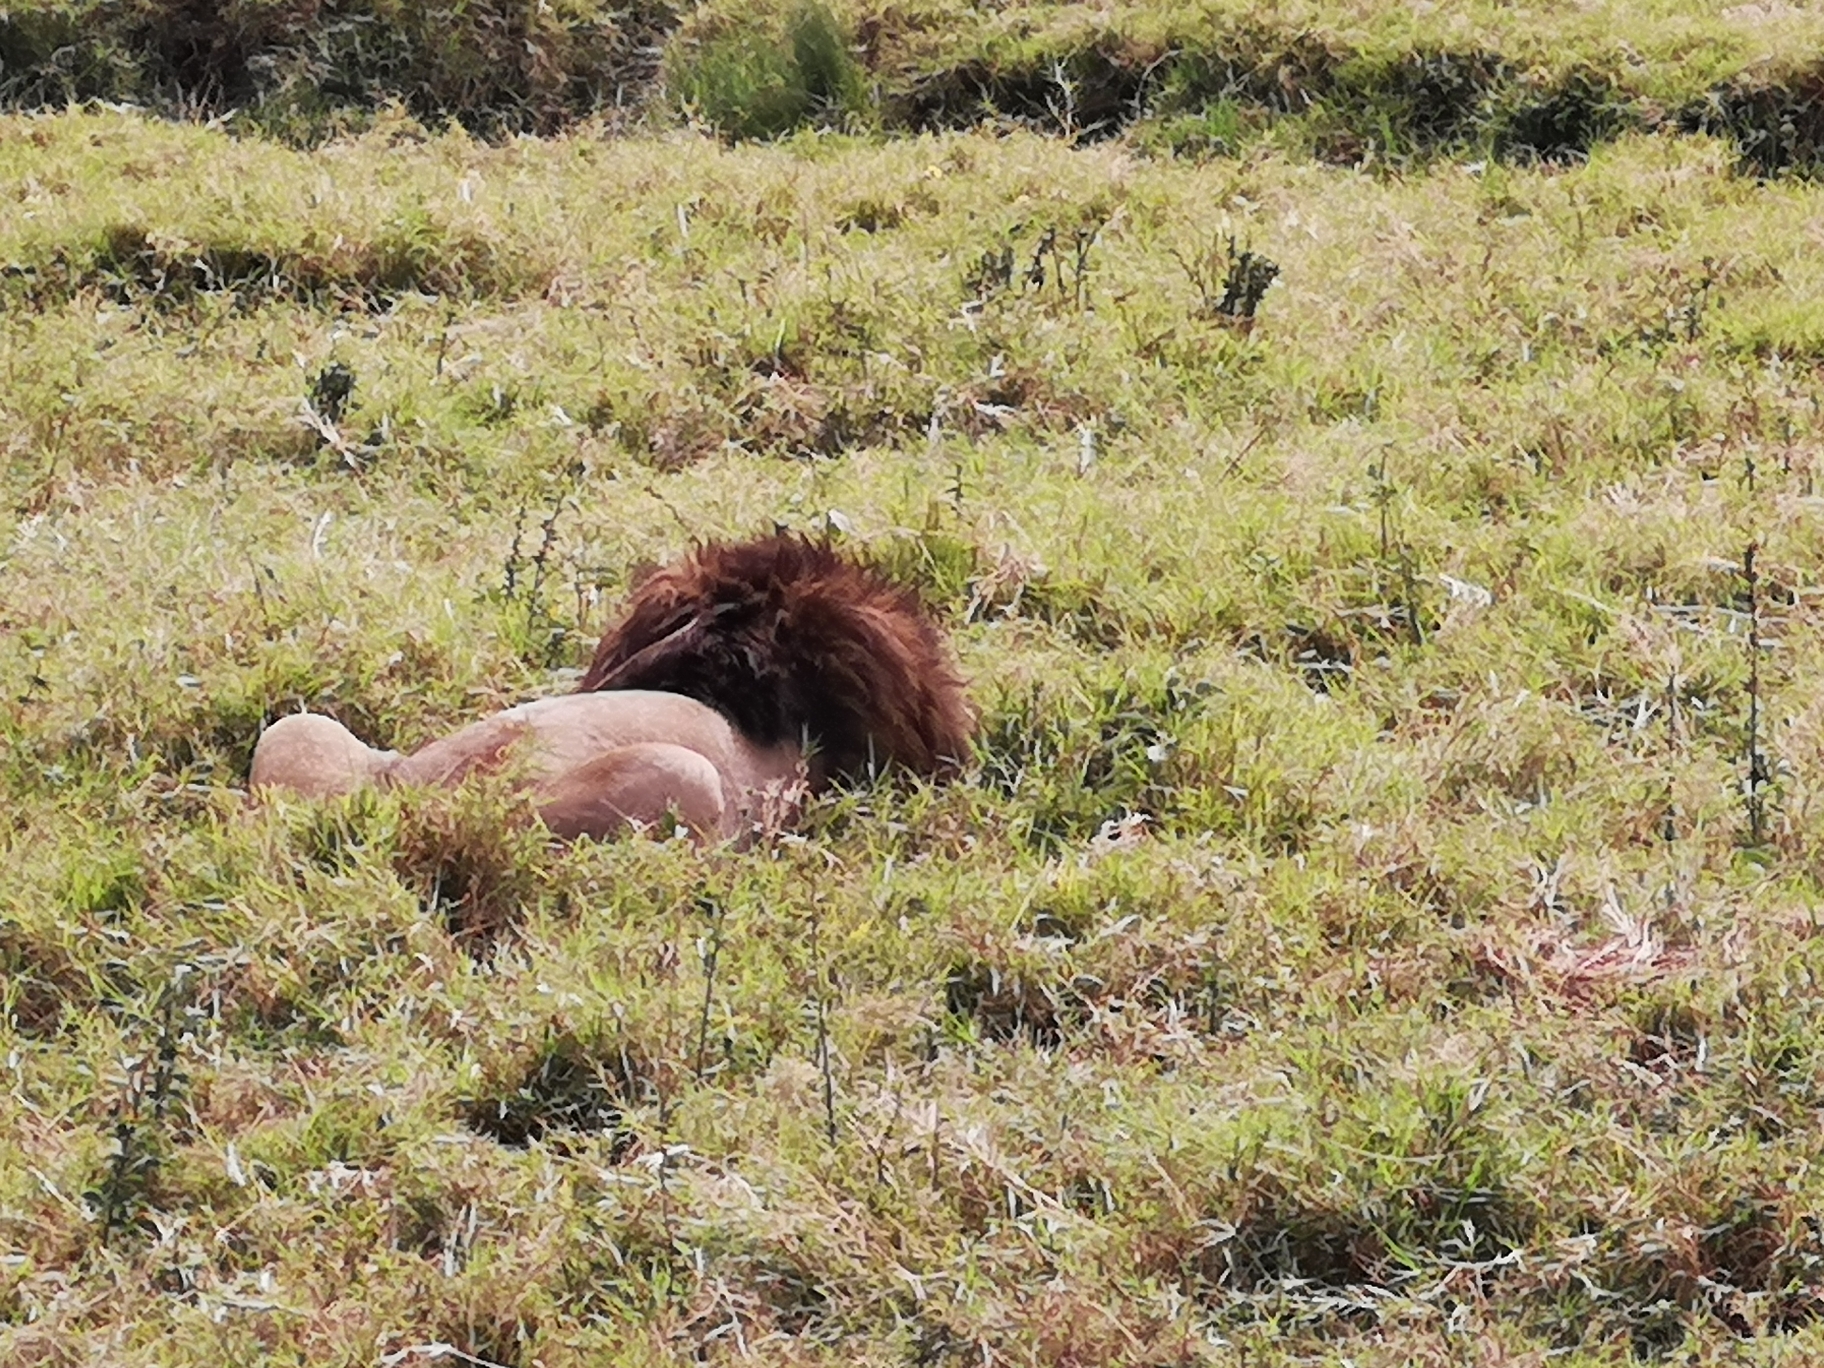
[577,535,973,783]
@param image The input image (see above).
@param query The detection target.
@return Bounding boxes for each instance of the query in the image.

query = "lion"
[248,534,975,841]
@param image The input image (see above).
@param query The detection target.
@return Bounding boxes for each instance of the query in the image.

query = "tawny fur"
[250,535,973,842]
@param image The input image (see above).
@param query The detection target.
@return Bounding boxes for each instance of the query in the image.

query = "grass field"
[9,3,1824,1363]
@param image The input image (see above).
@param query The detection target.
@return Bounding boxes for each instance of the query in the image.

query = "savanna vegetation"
[8,1,1824,1364]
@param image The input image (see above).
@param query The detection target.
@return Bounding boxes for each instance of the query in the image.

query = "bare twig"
[808,902,838,1145]
[380,1343,515,1368]
[693,893,727,1081]
[1743,541,1768,846]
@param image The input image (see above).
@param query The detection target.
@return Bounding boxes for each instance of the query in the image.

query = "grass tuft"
[669,1,867,141]
[461,1026,651,1152]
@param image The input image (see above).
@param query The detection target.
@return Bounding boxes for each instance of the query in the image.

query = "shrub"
[0,0,679,140]
[670,1,866,141]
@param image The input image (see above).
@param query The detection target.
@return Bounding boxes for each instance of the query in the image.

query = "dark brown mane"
[577,535,974,783]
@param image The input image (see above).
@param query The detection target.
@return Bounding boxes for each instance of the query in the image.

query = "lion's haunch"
[249,692,806,842]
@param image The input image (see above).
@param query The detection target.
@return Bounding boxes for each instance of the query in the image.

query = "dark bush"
[901,47,1151,139]
[0,0,678,140]
[1494,68,1630,164]
[1681,62,1824,178]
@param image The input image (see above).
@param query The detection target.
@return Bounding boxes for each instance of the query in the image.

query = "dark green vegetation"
[10,3,1824,1364]
[8,0,1824,174]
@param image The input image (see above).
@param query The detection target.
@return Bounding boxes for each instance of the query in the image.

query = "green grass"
[10,58,1824,1367]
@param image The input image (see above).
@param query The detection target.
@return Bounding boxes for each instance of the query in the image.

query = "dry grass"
[8,82,1824,1365]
